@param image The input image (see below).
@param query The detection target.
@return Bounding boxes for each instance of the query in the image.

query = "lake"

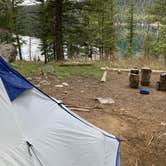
[20,25,158,61]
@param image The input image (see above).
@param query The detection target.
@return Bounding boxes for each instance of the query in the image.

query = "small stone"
[161,122,166,126]
[35,76,42,80]
[96,98,115,104]
[35,84,40,88]
[81,90,84,93]
[55,85,64,88]
[27,77,32,81]
[39,80,50,86]
[159,133,166,139]
[64,91,68,94]
[62,82,69,86]
[43,65,54,74]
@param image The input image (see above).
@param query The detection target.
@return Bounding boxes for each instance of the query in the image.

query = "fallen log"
[101,70,108,82]
[59,63,92,67]
[101,67,165,73]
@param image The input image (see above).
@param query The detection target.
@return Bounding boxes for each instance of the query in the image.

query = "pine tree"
[149,0,166,64]
[55,0,64,61]
[0,0,24,60]
[126,0,136,57]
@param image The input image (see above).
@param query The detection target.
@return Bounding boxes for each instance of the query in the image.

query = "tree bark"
[55,0,64,61]
[16,35,22,60]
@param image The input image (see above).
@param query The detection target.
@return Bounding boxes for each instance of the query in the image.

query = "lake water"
[19,36,43,61]
[20,26,158,61]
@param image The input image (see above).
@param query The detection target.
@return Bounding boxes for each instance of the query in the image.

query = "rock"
[158,133,166,144]
[42,65,54,75]
[34,76,42,80]
[64,91,68,94]
[161,122,166,126]
[55,85,64,88]
[27,77,32,81]
[39,80,50,86]
[159,133,166,138]
[35,84,40,88]
[0,43,17,62]
[62,82,69,86]
[95,98,115,104]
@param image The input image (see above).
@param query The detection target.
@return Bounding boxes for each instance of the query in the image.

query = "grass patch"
[11,61,102,78]
[11,61,42,77]
[11,57,165,79]
[53,64,102,78]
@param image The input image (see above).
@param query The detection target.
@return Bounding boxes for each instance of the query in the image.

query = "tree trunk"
[16,35,22,60]
[55,0,64,61]
[29,36,32,61]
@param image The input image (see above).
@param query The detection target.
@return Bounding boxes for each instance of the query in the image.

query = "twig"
[147,135,154,146]
[68,107,90,112]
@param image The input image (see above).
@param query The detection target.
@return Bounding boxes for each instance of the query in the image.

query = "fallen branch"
[59,63,92,67]
[135,159,138,166]
[66,104,103,110]
[101,70,108,82]
[68,107,90,112]
[101,67,165,73]
[147,135,154,146]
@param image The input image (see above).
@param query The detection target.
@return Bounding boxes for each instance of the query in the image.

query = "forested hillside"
[0,0,165,62]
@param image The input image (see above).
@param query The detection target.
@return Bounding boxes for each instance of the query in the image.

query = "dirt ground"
[31,71,166,166]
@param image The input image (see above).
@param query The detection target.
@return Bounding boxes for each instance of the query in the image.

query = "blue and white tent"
[0,56,120,166]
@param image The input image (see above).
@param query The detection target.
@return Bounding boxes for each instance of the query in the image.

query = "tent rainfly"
[0,56,120,166]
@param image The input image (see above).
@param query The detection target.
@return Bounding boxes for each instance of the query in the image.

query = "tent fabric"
[0,56,120,166]
[0,56,32,101]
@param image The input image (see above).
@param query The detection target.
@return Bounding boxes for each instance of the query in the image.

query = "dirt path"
[31,71,166,166]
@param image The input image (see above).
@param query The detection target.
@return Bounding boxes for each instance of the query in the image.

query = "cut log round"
[159,72,166,91]
[129,73,139,88]
[141,67,152,86]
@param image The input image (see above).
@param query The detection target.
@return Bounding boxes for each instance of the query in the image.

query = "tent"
[0,56,120,166]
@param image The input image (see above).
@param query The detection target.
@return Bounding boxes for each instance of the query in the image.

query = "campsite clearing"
[28,70,166,166]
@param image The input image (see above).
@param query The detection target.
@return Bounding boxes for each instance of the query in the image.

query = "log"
[101,67,165,73]
[59,63,92,67]
[157,72,166,91]
[141,67,152,86]
[101,70,108,82]
[129,73,139,88]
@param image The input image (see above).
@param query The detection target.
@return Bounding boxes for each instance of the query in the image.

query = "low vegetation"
[11,57,165,79]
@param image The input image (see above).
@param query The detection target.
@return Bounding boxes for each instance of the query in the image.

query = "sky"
[21,0,36,5]
[22,0,82,5]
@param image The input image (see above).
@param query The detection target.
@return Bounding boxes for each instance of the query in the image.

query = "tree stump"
[157,72,166,91]
[141,67,152,86]
[129,69,139,88]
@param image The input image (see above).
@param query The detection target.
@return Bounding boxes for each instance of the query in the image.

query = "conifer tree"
[149,0,166,64]
[0,0,24,60]
[126,0,136,57]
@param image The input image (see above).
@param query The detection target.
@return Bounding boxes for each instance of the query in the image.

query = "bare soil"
[31,71,166,166]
